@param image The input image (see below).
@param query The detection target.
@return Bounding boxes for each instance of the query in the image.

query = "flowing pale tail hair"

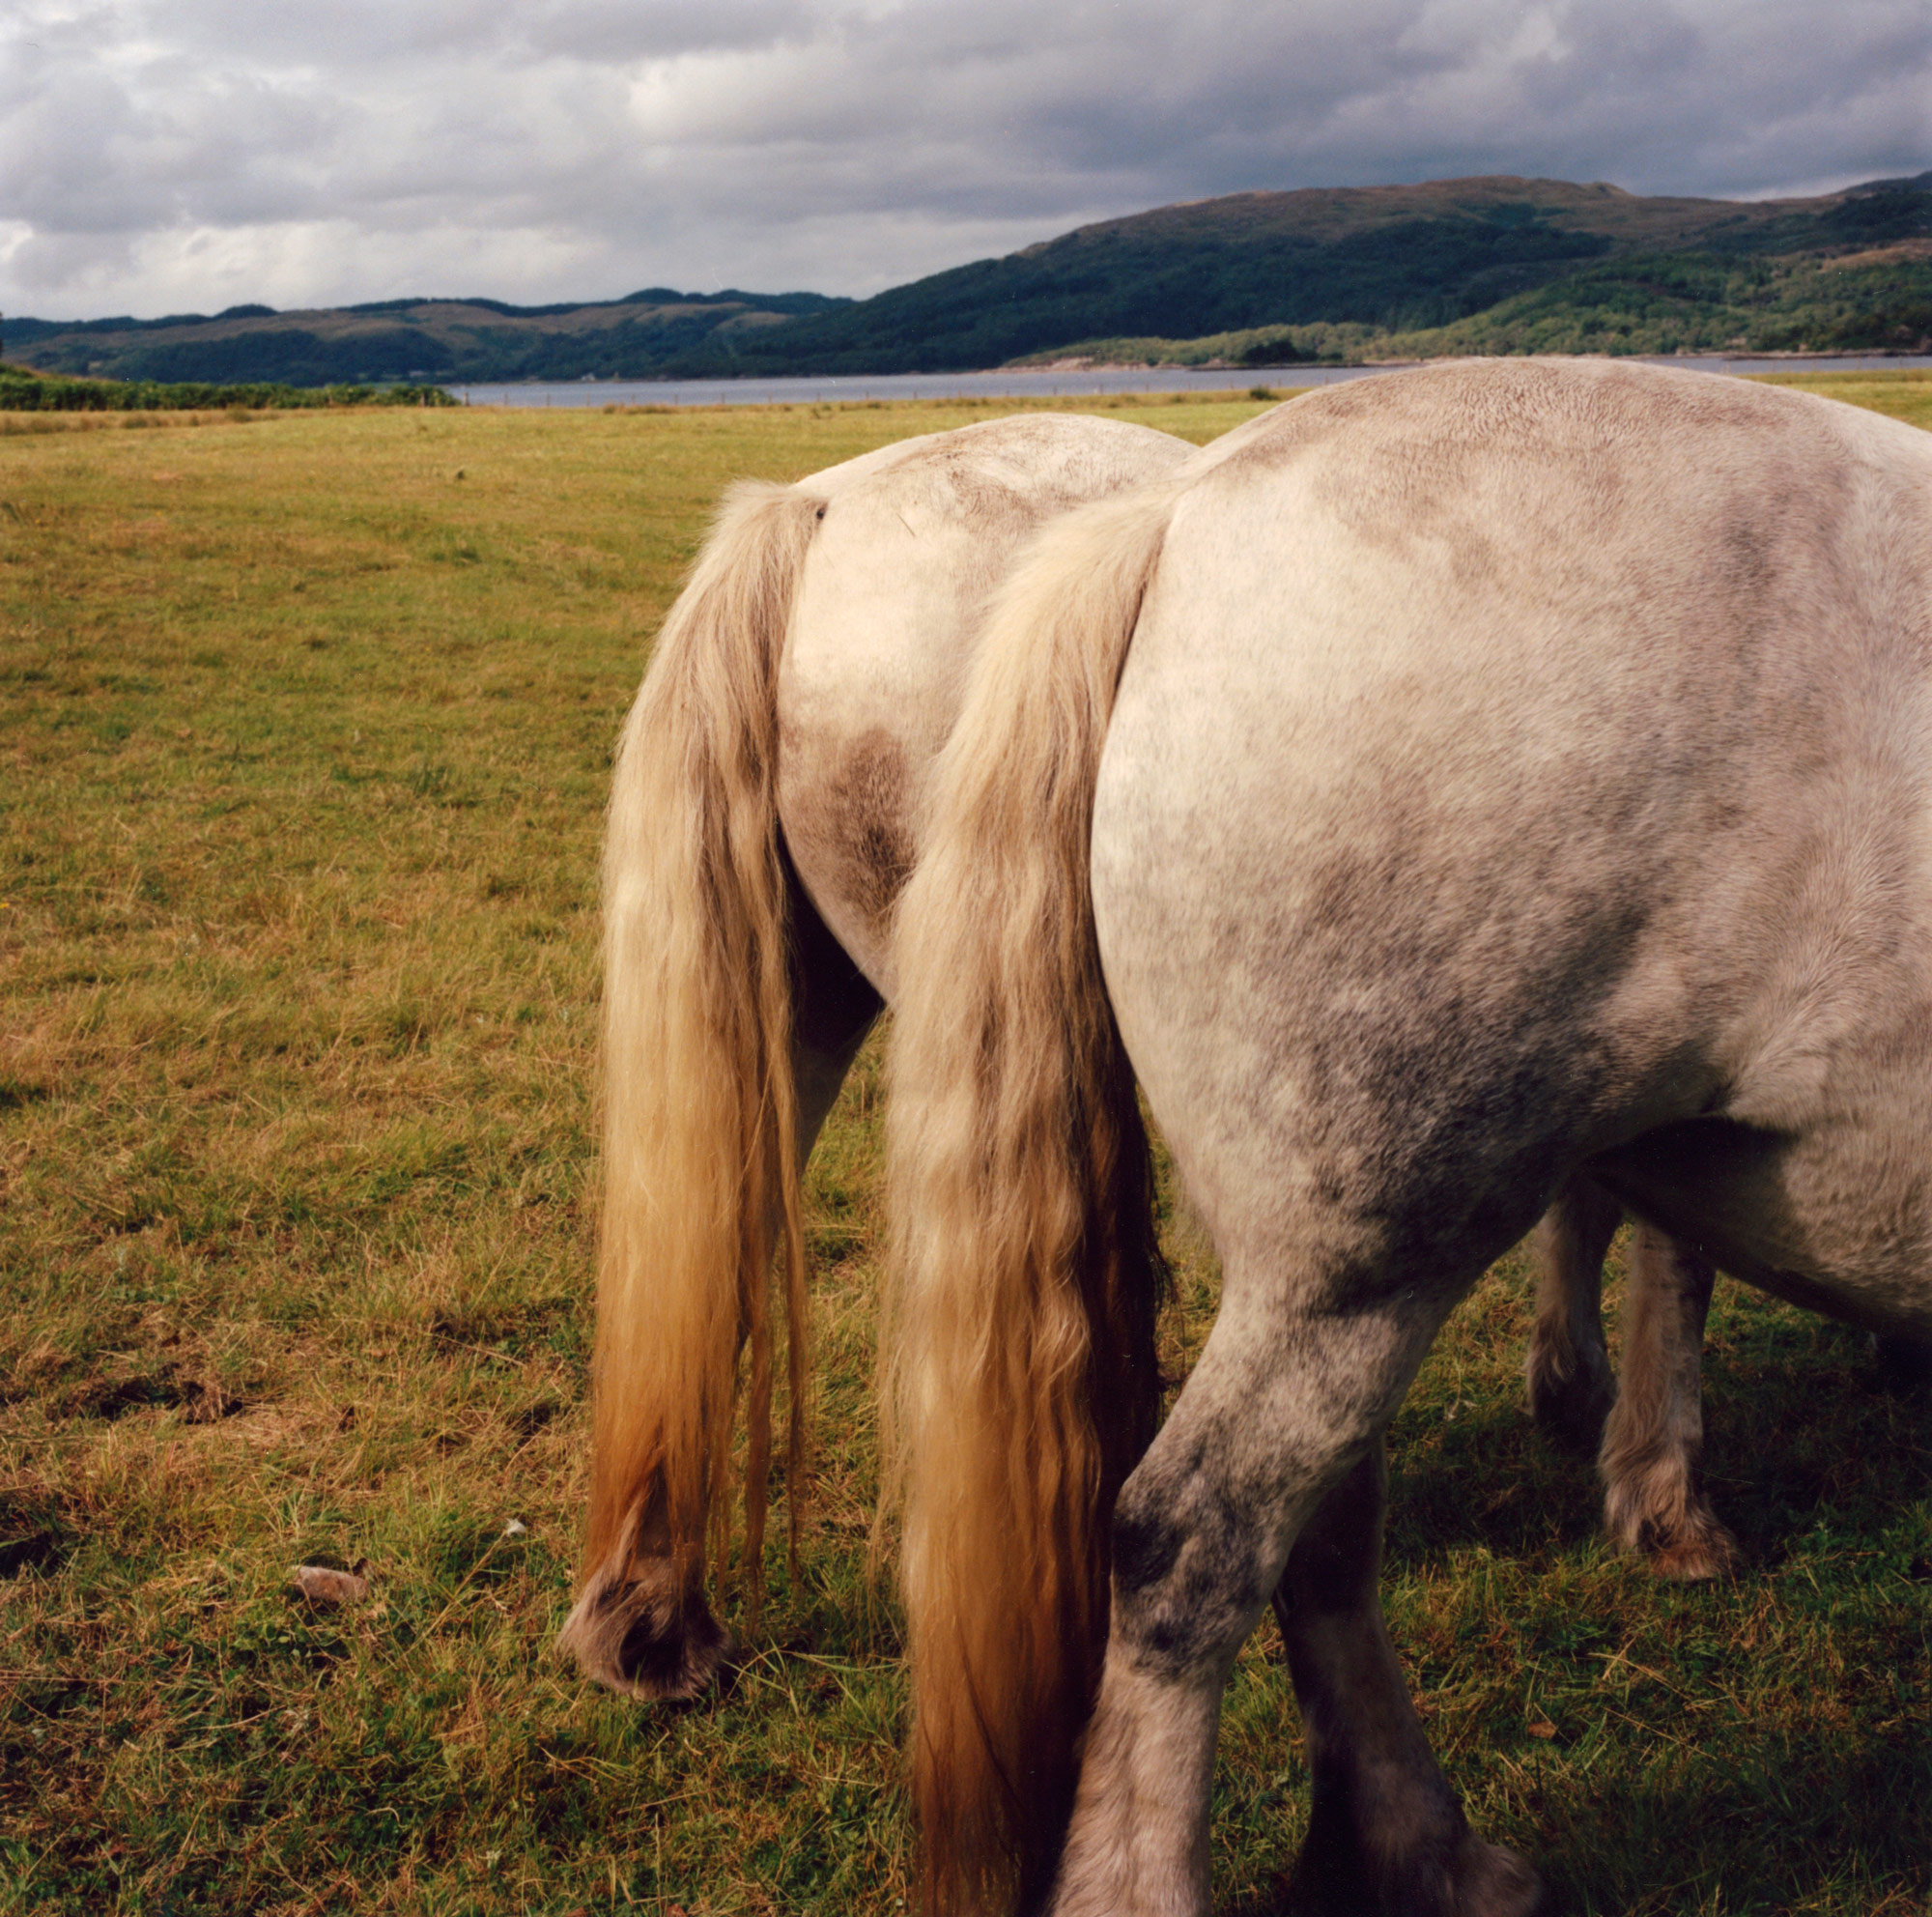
[886,481,1180,1914]
[562,480,826,1695]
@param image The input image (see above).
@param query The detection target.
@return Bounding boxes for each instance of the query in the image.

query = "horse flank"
[569,480,822,1676]
[885,481,1180,1913]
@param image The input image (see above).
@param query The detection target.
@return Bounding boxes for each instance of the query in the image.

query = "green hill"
[669,172,1931,374]
[1016,238,1932,371]
[9,172,1927,386]
[3,290,849,387]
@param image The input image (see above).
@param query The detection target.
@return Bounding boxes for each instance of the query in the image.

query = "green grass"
[1,383,1927,1916]
[1755,367,1932,430]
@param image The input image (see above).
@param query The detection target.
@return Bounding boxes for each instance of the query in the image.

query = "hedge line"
[0,370,455,411]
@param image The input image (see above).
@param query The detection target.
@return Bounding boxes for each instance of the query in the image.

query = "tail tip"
[559,1553,737,1702]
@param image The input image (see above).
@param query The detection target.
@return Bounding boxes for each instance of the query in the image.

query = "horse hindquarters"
[911,357,1932,1914]
[572,414,1193,1707]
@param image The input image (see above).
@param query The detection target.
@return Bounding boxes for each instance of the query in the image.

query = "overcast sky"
[4,0,1927,320]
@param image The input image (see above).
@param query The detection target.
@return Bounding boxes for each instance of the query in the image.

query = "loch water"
[450,354,1932,410]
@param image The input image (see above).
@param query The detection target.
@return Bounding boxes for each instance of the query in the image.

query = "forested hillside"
[683,172,1930,373]
[10,172,1926,385]
[4,290,849,386]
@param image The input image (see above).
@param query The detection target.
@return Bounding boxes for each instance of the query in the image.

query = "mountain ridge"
[8,171,1927,386]
[4,289,849,386]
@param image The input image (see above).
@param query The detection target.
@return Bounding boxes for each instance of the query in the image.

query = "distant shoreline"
[1016,346,1932,374]
[443,352,1932,412]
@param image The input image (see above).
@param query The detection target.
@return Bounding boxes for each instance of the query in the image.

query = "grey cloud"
[0,0,1924,319]
[516,0,814,61]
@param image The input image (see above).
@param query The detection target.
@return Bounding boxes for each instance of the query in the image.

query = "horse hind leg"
[1524,1176,1620,1451]
[1049,1275,1538,1917]
[1599,1219,1740,1581]
[1278,1445,1540,1917]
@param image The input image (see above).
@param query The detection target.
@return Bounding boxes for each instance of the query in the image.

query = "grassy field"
[1,375,1926,1917]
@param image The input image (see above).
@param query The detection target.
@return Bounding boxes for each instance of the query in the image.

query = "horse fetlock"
[1524,1333,1615,1453]
[557,1554,736,1701]
[1439,1834,1544,1917]
[1601,1451,1738,1581]
[1289,1792,1541,1917]
[1637,1505,1741,1582]
[1287,1721,1542,1917]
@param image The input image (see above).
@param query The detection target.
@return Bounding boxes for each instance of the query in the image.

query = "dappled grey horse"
[889,358,1932,1914]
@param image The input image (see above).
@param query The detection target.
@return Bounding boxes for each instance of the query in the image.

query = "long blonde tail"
[564,481,824,1695]
[886,483,1179,1913]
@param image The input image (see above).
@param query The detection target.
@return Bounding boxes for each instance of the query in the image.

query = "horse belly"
[1591,1110,1932,1342]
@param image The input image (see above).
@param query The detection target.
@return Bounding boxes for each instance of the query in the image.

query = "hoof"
[1441,1836,1543,1917]
[1641,1518,1741,1583]
[1605,1469,1741,1584]
[558,1555,736,1701]
[1525,1346,1614,1454]
[1287,1817,1542,1916]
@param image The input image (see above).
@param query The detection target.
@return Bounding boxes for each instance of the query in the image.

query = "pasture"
[0,376,1926,1916]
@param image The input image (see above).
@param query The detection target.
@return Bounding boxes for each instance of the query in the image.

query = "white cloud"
[1,0,1925,318]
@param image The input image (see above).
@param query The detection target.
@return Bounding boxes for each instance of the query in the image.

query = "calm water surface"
[451,356,1932,410]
